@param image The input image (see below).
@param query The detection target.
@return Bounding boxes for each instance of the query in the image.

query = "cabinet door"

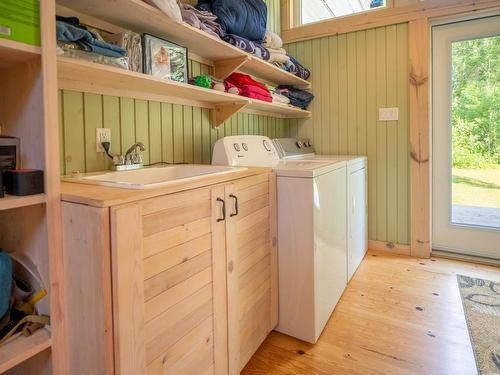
[112,186,228,375]
[224,173,278,374]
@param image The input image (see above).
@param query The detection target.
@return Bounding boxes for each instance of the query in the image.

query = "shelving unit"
[0,330,51,374]
[56,0,311,90]
[0,39,41,69]
[57,57,311,127]
[0,194,47,211]
[0,1,64,375]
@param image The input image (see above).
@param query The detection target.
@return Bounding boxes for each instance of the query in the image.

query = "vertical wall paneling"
[285,24,410,245]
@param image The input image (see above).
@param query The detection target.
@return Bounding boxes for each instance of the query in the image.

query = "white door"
[432,15,500,259]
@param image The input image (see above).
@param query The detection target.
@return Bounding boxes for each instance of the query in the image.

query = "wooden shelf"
[0,39,41,70]
[56,0,311,89]
[0,330,51,373]
[0,194,47,211]
[57,57,311,126]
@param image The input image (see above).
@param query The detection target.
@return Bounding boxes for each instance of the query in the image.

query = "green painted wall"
[58,0,286,175]
[285,24,410,245]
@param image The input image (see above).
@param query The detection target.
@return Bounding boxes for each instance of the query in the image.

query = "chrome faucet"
[109,142,146,171]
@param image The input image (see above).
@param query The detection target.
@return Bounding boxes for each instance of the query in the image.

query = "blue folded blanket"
[56,21,127,58]
[223,34,270,60]
[197,0,267,43]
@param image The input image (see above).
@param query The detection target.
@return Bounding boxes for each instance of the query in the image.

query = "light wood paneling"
[285,24,410,245]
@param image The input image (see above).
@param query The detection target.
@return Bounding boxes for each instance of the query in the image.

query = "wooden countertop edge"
[61,167,272,208]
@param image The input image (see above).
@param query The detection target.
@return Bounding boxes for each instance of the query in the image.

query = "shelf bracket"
[213,56,250,80]
[213,102,248,128]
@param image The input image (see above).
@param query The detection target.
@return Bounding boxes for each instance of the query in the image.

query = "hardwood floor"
[242,250,500,375]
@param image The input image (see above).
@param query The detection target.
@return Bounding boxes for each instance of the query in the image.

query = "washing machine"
[273,138,368,281]
[213,135,348,343]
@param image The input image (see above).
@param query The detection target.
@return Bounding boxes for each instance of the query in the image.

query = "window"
[299,0,386,26]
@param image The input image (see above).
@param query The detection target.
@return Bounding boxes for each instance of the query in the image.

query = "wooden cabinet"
[224,174,278,374]
[62,172,277,375]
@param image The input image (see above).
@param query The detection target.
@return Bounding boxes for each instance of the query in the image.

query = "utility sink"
[63,165,247,189]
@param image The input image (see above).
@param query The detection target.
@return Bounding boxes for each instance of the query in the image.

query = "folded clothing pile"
[180,3,224,39]
[223,34,270,61]
[56,16,127,58]
[197,0,267,43]
[277,86,314,109]
[226,73,272,102]
[56,16,130,70]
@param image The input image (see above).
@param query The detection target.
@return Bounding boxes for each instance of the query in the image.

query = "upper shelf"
[57,57,311,126]
[0,39,41,70]
[56,0,311,89]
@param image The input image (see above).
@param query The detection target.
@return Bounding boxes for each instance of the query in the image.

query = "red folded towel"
[226,73,270,94]
[239,84,271,98]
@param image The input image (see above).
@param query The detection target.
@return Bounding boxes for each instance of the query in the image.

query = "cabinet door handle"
[229,194,239,217]
[217,198,226,222]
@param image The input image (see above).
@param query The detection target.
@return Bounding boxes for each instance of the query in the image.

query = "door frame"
[431,14,500,259]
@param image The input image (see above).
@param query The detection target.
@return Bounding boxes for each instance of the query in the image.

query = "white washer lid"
[237,159,346,178]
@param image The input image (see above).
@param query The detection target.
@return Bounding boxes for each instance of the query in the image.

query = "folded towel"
[268,48,290,64]
[277,86,314,109]
[286,55,311,80]
[180,4,224,38]
[271,92,290,105]
[239,84,272,98]
[263,30,283,49]
[242,91,273,102]
[56,21,127,58]
[226,73,270,93]
[223,34,270,61]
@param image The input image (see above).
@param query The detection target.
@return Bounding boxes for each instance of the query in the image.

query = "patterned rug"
[457,275,500,375]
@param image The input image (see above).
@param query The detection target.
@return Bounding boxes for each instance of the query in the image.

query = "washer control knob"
[296,141,304,148]
[233,143,241,152]
[242,143,248,151]
[263,140,272,152]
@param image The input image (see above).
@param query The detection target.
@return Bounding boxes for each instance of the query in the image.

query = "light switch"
[379,107,399,121]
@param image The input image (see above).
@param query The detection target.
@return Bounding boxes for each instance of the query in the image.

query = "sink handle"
[217,198,226,222]
[229,194,239,217]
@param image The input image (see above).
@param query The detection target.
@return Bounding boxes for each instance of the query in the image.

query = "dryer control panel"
[273,138,316,159]
[212,135,280,166]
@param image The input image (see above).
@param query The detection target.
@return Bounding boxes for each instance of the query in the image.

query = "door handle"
[217,198,226,222]
[229,194,239,217]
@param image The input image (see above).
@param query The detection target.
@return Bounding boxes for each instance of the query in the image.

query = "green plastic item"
[194,75,212,89]
[0,0,40,46]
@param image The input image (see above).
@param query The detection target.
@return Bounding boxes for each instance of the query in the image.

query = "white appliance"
[213,135,348,343]
[273,138,368,281]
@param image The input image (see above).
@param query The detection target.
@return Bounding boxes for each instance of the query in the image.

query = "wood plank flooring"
[242,250,500,375]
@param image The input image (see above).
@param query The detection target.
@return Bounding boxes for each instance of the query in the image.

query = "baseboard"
[368,240,411,256]
[432,250,500,267]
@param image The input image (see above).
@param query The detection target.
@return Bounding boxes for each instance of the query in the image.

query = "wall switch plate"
[96,128,111,152]
[379,107,399,121]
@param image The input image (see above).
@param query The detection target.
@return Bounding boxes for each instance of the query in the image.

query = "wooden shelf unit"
[57,57,311,127]
[0,39,41,70]
[0,194,47,211]
[55,0,311,89]
[0,330,51,374]
[0,2,64,375]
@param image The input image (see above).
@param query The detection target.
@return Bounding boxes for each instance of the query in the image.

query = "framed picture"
[143,34,188,83]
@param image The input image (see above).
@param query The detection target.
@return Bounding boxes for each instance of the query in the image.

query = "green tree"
[451,35,500,168]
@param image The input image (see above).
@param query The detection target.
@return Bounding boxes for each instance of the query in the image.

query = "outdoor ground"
[452,168,500,227]
[452,168,500,208]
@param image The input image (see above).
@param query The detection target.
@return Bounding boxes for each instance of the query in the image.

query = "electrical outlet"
[379,107,399,121]
[96,128,111,152]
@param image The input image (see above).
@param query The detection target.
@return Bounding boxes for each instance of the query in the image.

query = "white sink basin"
[63,165,247,189]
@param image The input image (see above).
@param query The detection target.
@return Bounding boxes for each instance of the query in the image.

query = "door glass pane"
[451,35,500,229]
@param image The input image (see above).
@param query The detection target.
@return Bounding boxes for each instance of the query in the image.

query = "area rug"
[457,275,500,375]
